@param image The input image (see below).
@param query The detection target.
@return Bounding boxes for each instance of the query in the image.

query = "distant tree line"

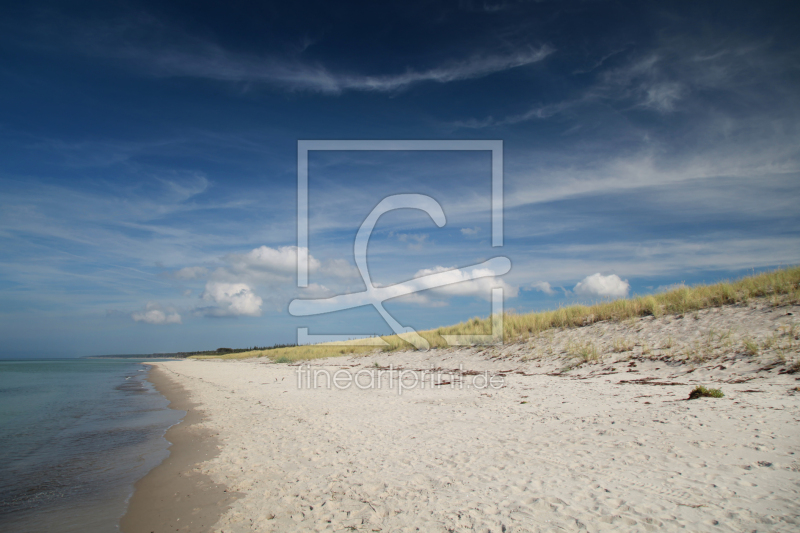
[88,342,298,359]
[173,343,298,357]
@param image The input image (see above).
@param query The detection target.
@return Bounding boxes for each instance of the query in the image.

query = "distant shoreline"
[83,355,186,359]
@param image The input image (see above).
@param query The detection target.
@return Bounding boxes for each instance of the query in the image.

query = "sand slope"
[154,301,800,532]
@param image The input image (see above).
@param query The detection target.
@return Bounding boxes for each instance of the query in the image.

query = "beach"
[124,300,800,532]
[120,365,240,532]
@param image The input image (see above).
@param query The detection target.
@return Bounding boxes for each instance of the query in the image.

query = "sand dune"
[147,300,800,532]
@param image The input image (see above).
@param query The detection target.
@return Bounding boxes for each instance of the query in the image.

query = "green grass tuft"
[688,385,724,399]
[743,338,759,356]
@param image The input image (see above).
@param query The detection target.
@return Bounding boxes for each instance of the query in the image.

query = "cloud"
[529,281,556,295]
[457,54,687,129]
[60,14,554,94]
[292,261,516,314]
[228,245,315,274]
[132,302,182,324]
[573,273,630,299]
[640,81,686,112]
[460,227,480,235]
[222,245,319,283]
[298,283,335,299]
[169,245,363,315]
[453,99,577,128]
[200,281,263,317]
[393,232,430,250]
[596,55,688,113]
[400,265,517,301]
[173,266,208,280]
[456,35,794,130]
[321,258,360,280]
[153,47,554,94]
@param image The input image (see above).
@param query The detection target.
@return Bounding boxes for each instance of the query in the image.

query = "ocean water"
[0,359,182,532]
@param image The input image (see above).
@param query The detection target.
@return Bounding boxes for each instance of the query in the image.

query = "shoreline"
[119,364,239,533]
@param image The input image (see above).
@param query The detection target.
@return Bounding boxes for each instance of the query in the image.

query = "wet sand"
[120,364,240,533]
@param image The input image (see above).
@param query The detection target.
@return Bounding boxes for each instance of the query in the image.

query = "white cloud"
[573,273,630,299]
[170,246,362,315]
[227,245,318,276]
[460,227,479,235]
[173,266,208,280]
[298,283,335,299]
[397,265,517,301]
[529,281,556,295]
[132,302,182,325]
[290,261,515,314]
[201,281,263,317]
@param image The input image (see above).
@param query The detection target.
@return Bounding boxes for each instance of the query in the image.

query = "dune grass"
[192,266,800,362]
[192,343,375,362]
[688,385,724,399]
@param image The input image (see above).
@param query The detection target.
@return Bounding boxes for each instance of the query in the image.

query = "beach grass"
[191,266,800,362]
[688,385,724,399]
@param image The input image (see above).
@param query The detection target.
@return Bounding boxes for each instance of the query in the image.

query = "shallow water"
[0,358,182,532]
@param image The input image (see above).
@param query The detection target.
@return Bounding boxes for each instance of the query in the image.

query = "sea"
[0,358,183,532]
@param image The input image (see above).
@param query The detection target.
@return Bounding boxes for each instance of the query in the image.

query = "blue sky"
[1,1,798,357]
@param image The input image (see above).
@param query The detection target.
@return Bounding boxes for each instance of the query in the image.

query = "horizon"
[1,1,799,357]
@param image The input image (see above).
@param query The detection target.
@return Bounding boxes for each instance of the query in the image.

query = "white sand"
[156,301,800,532]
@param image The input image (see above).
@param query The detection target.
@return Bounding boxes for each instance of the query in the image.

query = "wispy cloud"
[454,34,798,129]
[129,45,554,94]
[503,139,800,211]
[505,236,800,288]
[392,232,431,250]
[39,12,554,94]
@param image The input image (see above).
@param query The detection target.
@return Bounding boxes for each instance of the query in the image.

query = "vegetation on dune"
[191,266,800,363]
[688,386,724,399]
[192,343,373,361]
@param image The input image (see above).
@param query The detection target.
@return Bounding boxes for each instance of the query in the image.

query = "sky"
[1,1,798,357]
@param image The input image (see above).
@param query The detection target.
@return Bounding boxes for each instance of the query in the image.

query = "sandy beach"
[120,366,240,533]
[125,300,800,532]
